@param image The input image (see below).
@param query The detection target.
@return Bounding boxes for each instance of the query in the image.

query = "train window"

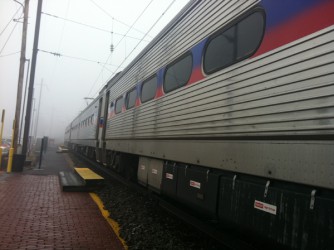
[164,53,193,93]
[115,97,124,114]
[141,75,157,103]
[109,102,114,113]
[126,87,137,109]
[203,10,265,74]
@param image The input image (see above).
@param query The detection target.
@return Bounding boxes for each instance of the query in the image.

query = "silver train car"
[65,0,334,249]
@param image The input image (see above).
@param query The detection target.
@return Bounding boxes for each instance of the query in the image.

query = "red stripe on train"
[255,1,334,57]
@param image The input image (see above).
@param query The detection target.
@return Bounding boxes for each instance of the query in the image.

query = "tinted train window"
[115,97,124,114]
[204,11,265,74]
[126,88,137,109]
[109,102,114,113]
[164,53,193,93]
[141,75,157,103]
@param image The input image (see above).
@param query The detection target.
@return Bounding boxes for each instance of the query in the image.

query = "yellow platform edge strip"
[75,167,104,180]
[89,193,128,250]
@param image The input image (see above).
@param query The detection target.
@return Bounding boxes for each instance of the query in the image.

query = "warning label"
[254,200,277,215]
[140,165,145,170]
[166,173,173,180]
[190,180,201,189]
[152,169,158,175]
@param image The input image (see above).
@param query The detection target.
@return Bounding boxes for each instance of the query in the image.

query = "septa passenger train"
[65,1,334,249]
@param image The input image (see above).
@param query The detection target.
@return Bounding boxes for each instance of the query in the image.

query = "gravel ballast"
[96,181,225,250]
[70,152,226,249]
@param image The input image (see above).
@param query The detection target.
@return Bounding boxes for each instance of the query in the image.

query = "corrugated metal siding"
[106,27,334,139]
[64,125,71,144]
[106,0,263,139]
[106,1,258,101]
[78,100,99,140]
[70,99,99,146]
[70,116,80,140]
[66,1,334,189]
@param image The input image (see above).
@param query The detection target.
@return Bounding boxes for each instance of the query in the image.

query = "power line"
[42,11,150,42]
[13,0,24,8]
[0,51,21,58]
[38,48,122,68]
[0,6,22,37]
[86,0,154,97]
[0,12,23,56]
[113,0,154,51]
[88,0,152,38]
[47,0,70,90]
[91,0,177,98]
[56,0,70,52]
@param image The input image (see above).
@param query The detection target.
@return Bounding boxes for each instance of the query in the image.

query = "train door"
[95,96,104,162]
[101,91,110,165]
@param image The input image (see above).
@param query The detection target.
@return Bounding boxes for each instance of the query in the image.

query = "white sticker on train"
[152,169,158,174]
[140,165,145,170]
[190,180,201,189]
[166,173,173,180]
[254,200,277,215]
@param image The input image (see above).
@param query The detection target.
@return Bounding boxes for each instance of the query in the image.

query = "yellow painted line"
[75,167,104,180]
[89,193,128,250]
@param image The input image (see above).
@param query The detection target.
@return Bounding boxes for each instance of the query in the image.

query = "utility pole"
[22,0,43,157]
[13,0,30,154]
[33,80,43,140]
[19,58,30,144]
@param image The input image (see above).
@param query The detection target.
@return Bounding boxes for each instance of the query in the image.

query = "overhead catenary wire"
[0,6,22,37]
[42,11,150,42]
[56,0,70,53]
[45,0,69,95]
[86,0,155,97]
[38,48,122,69]
[113,0,154,54]
[0,51,21,58]
[88,0,152,38]
[0,12,23,56]
[45,0,70,93]
[91,0,177,98]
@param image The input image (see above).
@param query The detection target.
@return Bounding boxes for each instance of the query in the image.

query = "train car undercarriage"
[67,142,334,250]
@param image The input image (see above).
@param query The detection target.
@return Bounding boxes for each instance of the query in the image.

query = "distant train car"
[65,0,334,249]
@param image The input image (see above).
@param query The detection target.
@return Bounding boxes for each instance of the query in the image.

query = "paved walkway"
[0,147,125,250]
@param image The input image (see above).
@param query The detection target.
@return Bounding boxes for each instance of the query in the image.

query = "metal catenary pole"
[22,0,43,157]
[33,80,43,140]
[13,0,30,154]
[19,58,31,144]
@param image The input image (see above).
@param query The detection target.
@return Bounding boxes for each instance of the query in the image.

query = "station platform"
[0,146,125,249]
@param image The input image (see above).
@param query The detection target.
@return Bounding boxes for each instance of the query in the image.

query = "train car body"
[65,0,334,249]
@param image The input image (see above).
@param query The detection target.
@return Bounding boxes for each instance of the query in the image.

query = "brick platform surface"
[0,148,124,250]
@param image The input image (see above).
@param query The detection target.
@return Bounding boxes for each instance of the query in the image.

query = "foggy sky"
[0,0,189,143]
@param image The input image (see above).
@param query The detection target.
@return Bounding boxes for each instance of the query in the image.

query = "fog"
[0,0,189,144]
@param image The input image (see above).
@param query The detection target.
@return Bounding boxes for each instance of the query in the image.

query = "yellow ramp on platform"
[74,168,104,180]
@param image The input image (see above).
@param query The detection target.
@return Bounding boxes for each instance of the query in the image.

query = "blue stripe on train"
[261,0,328,29]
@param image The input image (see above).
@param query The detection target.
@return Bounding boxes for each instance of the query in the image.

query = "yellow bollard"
[7,148,14,173]
[7,118,15,173]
